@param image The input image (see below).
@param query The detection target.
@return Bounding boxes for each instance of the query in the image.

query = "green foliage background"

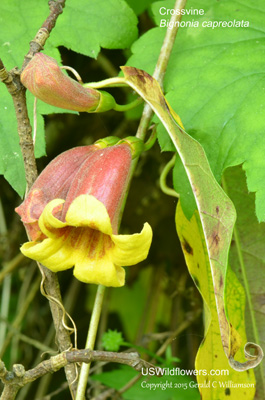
[0,0,265,399]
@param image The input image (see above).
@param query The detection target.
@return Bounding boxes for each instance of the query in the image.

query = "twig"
[0,0,77,397]
[0,277,41,358]
[108,311,201,400]
[0,62,37,189]
[0,319,55,354]
[22,0,66,71]
[153,0,187,87]
[0,254,25,285]
[0,198,11,352]
[36,381,69,400]
[42,0,66,31]
[0,385,20,400]
[135,0,187,142]
[155,310,201,358]
[38,266,78,397]
[0,0,67,185]
[0,0,67,186]
[0,350,154,400]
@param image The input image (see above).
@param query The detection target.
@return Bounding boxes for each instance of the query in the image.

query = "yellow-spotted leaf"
[121,66,263,370]
[176,202,256,399]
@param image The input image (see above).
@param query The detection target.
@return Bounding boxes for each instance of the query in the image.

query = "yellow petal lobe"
[74,257,125,287]
[20,235,75,272]
[66,195,113,235]
[112,222,152,266]
[38,199,67,238]
[20,195,152,287]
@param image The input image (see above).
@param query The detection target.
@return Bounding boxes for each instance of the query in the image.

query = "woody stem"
[75,284,106,399]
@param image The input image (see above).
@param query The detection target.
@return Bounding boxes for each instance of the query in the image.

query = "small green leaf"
[102,330,124,352]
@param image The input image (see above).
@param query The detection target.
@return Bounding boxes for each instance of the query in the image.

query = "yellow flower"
[16,143,152,287]
[21,195,152,287]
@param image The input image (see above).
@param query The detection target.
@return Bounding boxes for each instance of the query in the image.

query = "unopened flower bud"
[21,53,116,113]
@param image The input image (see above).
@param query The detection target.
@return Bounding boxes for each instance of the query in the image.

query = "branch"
[39,266,78,396]
[22,0,66,71]
[42,0,66,31]
[0,350,154,400]
[0,0,77,397]
[0,62,37,189]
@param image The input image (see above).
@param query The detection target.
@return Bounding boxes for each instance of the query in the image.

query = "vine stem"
[74,2,187,398]
[153,0,187,86]
[136,0,187,142]
[0,1,79,397]
[75,285,106,400]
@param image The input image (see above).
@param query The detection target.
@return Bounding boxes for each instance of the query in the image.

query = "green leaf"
[0,0,138,195]
[126,0,265,221]
[108,266,171,342]
[223,166,265,399]
[102,330,124,352]
[176,203,256,399]
[0,95,26,196]
[49,0,138,58]
[107,267,150,342]
[91,365,200,399]
[0,0,137,68]
[173,154,196,220]
[124,0,155,16]
[121,66,263,370]
[0,0,59,195]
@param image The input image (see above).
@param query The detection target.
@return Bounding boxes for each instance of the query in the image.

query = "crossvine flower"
[16,142,152,287]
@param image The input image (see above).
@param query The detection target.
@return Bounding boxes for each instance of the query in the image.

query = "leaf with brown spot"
[176,203,256,399]
[182,237,193,255]
[122,66,263,371]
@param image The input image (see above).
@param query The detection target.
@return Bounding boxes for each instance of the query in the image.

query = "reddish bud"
[21,53,115,112]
